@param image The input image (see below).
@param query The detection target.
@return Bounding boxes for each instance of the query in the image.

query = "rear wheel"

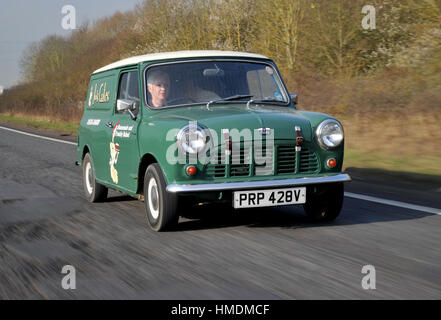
[82,153,108,202]
[303,183,344,222]
[144,163,179,231]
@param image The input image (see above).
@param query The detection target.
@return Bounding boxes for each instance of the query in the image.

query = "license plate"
[233,187,306,209]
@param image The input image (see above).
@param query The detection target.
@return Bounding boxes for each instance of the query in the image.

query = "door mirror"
[117,99,135,112]
[116,99,137,120]
[290,94,298,104]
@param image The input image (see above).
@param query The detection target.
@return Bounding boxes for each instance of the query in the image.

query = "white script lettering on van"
[114,125,133,138]
[86,119,101,126]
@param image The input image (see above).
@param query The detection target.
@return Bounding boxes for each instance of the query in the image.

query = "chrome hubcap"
[85,162,93,194]
[148,177,160,219]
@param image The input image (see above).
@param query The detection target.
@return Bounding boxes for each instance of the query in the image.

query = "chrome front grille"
[254,143,274,176]
[205,149,226,177]
[276,145,296,174]
[276,146,319,174]
[231,143,251,177]
[205,143,319,178]
[299,149,319,173]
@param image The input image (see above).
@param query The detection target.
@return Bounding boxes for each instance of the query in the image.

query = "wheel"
[144,163,179,231]
[82,153,108,202]
[303,183,344,222]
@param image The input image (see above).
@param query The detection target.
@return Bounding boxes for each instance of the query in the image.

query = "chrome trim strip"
[167,173,351,193]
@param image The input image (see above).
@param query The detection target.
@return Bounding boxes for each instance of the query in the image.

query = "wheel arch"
[79,144,94,168]
[137,153,159,195]
[82,145,91,160]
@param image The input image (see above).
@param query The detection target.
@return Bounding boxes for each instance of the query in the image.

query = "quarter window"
[117,71,140,114]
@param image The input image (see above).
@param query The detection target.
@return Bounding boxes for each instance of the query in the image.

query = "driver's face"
[148,75,170,107]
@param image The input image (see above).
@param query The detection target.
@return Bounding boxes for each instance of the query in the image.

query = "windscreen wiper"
[206,95,253,109]
[246,97,286,108]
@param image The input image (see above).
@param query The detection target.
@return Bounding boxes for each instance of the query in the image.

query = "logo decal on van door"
[89,82,110,107]
[109,121,120,184]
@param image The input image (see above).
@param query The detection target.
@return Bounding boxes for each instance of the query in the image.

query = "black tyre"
[144,163,179,231]
[82,153,108,202]
[303,182,344,222]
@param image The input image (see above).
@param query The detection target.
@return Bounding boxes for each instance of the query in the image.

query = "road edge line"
[0,125,77,146]
[345,191,441,215]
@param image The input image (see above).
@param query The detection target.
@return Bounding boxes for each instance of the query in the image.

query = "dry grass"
[342,112,441,158]
[341,112,441,175]
[0,112,78,133]
[288,69,441,176]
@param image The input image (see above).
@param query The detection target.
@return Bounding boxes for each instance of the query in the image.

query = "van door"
[82,74,115,184]
[106,69,141,194]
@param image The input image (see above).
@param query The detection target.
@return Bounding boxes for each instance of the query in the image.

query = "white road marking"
[345,192,441,215]
[2,124,440,215]
[0,125,77,146]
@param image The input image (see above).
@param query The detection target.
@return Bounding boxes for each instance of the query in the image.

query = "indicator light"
[327,158,337,168]
[186,165,197,176]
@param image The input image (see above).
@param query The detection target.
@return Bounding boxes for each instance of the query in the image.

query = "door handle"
[106,121,114,128]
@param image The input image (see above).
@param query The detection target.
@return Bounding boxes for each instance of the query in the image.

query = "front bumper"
[167,173,351,193]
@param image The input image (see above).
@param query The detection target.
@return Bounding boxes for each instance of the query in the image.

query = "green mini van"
[77,50,351,231]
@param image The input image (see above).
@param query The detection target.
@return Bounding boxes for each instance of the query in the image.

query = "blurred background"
[0,0,440,176]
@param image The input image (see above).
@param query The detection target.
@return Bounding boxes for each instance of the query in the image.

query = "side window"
[117,71,140,114]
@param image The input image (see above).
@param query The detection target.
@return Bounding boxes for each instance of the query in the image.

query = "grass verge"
[344,147,441,177]
[0,113,78,133]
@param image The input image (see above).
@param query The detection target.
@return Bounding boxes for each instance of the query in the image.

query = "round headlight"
[177,124,207,154]
[316,119,344,149]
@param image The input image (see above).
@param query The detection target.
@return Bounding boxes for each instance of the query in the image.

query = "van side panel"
[77,71,117,183]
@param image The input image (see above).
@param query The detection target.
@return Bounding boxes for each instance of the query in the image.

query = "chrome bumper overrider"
[167,173,351,193]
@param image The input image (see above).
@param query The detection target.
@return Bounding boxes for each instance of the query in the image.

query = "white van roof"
[93,50,269,74]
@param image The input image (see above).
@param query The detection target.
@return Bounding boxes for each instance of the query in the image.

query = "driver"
[147,71,170,107]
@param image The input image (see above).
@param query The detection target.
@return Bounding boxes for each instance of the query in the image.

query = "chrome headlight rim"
[176,123,208,155]
[316,119,344,149]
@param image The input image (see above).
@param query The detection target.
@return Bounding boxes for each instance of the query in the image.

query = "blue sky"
[0,0,141,89]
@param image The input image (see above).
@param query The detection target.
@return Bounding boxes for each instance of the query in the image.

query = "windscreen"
[145,61,288,108]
